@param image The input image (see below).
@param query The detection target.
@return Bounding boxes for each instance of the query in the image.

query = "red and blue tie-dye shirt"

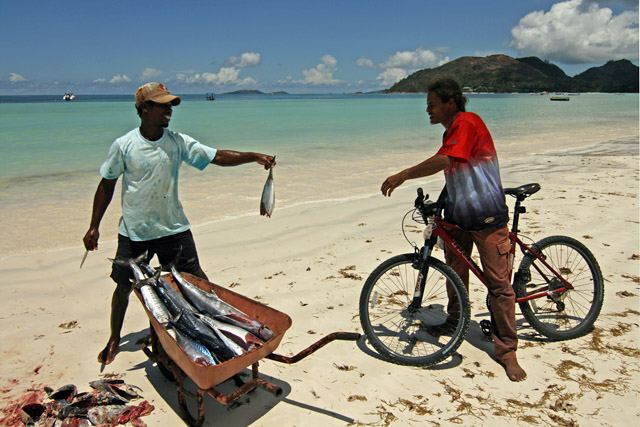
[436,112,508,231]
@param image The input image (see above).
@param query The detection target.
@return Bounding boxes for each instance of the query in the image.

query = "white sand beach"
[1,137,638,426]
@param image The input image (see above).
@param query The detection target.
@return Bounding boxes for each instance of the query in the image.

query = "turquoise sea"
[0,93,638,256]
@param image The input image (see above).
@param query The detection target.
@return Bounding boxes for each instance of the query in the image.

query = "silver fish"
[109,252,149,281]
[260,165,275,217]
[137,274,171,324]
[194,313,247,357]
[169,266,275,341]
[171,326,218,366]
[139,262,199,316]
[168,312,236,361]
[114,257,233,361]
[196,313,263,351]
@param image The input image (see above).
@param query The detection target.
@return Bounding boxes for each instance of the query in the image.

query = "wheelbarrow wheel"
[149,325,178,382]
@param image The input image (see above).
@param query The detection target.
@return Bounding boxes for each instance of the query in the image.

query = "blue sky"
[1,0,637,94]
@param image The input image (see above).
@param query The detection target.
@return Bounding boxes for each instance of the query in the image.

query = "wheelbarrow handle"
[266,331,361,364]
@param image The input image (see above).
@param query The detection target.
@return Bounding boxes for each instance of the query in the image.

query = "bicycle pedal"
[480,320,493,337]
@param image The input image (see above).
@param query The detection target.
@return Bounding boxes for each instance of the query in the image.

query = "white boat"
[63,91,75,101]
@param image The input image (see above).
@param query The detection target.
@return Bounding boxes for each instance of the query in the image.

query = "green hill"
[386,55,638,93]
[573,59,639,93]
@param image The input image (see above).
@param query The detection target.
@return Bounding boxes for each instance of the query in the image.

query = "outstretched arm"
[83,178,117,250]
[211,150,275,169]
[381,154,452,197]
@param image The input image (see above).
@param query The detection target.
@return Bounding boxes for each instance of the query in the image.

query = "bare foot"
[97,339,120,364]
[500,358,527,382]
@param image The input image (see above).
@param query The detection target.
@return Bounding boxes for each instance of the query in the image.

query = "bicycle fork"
[409,224,437,311]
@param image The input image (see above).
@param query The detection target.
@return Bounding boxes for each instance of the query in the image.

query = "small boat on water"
[205,93,215,101]
[63,91,75,101]
[550,95,570,101]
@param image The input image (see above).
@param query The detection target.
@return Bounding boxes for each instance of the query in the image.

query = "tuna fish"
[168,311,236,362]
[193,313,247,357]
[110,252,150,282]
[260,162,275,217]
[195,313,264,351]
[169,265,275,341]
[139,262,199,316]
[170,326,219,366]
[136,273,171,324]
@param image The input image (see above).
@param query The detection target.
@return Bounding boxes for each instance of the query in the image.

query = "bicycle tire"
[514,235,604,340]
[359,253,470,367]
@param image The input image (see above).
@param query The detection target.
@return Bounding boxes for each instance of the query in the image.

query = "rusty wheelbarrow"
[135,272,361,426]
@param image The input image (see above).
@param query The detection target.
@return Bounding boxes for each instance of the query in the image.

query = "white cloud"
[380,47,449,70]
[355,47,449,86]
[299,54,343,85]
[110,74,132,84]
[93,78,107,83]
[9,73,26,83]
[510,0,639,64]
[276,76,294,85]
[224,52,262,68]
[176,67,257,86]
[376,68,409,86]
[141,67,162,81]
[356,57,376,69]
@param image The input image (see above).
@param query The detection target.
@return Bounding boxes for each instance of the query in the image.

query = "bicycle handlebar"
[415,188,426,209]
[415,188,444,222]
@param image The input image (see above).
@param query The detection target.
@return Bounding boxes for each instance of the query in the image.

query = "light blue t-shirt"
[100,128,217,241]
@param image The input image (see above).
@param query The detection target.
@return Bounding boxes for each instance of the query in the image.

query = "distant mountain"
[222,90,289,95]
[573,60,639,93]
[386,55,638,93]
[223,90,265,95]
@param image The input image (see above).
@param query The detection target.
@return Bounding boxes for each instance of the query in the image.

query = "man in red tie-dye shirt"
[381,78,526,382]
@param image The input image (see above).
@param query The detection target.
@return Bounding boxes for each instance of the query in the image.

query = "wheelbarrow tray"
[135,272,292,390]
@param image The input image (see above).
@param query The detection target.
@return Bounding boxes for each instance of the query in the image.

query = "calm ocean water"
[0,93,638,255]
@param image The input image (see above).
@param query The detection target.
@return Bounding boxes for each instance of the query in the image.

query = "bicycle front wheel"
[515,235,604,340]
[359,253,470,367]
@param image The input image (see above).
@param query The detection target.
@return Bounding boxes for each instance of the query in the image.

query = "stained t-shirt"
[100,128,217,241]
[436,112,508,231]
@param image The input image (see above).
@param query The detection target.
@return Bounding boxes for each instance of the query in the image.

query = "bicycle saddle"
[504,183,541,197]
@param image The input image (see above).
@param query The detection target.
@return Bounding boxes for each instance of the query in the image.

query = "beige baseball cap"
[135,82,181,108]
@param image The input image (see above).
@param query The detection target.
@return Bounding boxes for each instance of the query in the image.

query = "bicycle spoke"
[515,236,603,340]
[360,254,470,366]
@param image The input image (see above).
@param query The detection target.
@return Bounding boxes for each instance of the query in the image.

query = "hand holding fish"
[257,154,276,170]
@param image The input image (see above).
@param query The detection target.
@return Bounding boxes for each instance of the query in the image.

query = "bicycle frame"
[410,198,574,308]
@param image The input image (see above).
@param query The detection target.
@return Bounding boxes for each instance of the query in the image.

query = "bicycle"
[359,183,604,367]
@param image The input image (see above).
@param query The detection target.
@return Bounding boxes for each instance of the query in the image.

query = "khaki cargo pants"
[444,225,518,361]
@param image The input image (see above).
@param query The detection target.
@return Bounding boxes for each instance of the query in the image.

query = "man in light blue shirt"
[83,82,275,365]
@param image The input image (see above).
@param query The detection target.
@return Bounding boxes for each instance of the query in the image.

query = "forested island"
[386,55,639,93]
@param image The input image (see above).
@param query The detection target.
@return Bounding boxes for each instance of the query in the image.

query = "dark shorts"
[110,230,204,290]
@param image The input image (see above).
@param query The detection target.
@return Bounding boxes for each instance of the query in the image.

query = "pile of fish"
[20,380,153,427]
[118,253,275,367]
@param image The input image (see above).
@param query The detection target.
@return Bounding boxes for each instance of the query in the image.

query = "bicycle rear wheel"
[515,235,604,340]
[359,253,470,367]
